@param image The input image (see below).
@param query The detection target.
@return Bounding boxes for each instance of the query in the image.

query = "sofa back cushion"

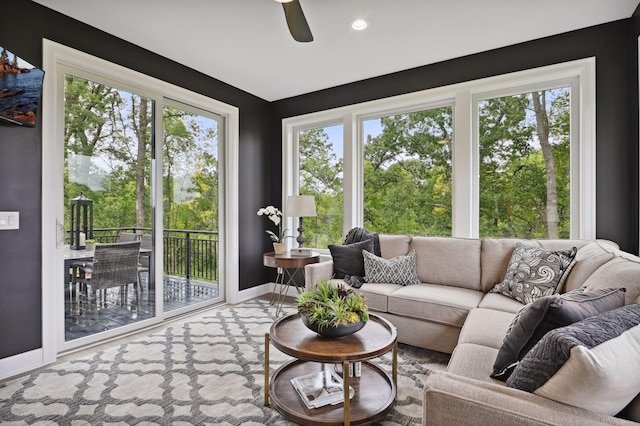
[563,241,615,293]
[584,256,640,305]
[378,234,411,259]
[409,236,482,290]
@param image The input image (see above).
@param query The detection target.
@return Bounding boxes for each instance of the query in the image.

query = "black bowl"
[301,315,365,338]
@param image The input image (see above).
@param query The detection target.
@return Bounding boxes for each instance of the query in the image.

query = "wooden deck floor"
[64,276,219,341]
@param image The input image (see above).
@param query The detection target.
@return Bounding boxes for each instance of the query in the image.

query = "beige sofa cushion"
[387,283,483,327]
[478,293,527,314]
[536,239,593,251]
[584,256,640,305]
[378,234,411,259]
[456,308,515,349]
[562,241,616,293]
[447,342,502,384]
[410,236,482,290]
[354,283,401,312]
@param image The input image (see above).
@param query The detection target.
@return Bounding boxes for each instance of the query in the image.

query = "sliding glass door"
[59,81,224,346]
[62,74,155,342]
[42,40,237,365]
[162,102,223,313]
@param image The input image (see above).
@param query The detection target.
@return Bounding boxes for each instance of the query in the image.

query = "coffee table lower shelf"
[269,359,396,426]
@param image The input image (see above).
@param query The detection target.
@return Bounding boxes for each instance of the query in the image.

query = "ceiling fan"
[274,0,313,43]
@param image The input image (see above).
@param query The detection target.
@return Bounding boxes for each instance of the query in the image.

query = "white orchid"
[257,205,291,242]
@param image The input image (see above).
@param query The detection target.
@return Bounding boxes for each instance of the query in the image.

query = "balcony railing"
[72,227,218,282]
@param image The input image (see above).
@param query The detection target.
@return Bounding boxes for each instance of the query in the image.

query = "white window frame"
[282,58,596,245]
[0,40,240,379]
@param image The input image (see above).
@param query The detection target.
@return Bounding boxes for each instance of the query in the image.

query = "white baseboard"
[230,283,272,304]
[0,348,48,382]
[231,282,299,304]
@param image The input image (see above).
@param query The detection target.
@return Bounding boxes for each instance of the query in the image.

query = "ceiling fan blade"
[282,0,313,43]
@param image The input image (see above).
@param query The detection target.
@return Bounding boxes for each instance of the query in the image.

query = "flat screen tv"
[0,46,44,127]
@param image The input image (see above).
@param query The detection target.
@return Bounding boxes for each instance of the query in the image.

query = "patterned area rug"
[0,299,449,425]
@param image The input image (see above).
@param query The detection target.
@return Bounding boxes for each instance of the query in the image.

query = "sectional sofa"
[304,234,640,425]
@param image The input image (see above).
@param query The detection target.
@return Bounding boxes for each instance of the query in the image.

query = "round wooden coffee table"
[264,313,398,426]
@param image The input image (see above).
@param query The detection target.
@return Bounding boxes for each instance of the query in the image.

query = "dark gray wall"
[273,19,639,256]
[0,0,273,359]
[1,1,639,362]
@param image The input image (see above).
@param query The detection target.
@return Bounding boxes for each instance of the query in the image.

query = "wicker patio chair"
[118,232,139,243]
[73,241,142,313]
[138,234,152,290]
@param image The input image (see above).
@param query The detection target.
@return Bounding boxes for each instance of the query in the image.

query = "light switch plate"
[0,211,19,230]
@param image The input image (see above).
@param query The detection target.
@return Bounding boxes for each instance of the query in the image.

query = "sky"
[322,119,383,161]
[0,46,36,69]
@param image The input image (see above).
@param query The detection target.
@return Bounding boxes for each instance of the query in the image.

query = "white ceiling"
[33,0,639,101]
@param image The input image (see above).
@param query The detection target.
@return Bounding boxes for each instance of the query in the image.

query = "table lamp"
[287,195,316,251]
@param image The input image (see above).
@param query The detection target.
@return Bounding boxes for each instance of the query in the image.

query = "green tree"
[299,127,343,246]
[363,107,453,236]
[479,88,570,238]
[162,107,219,232]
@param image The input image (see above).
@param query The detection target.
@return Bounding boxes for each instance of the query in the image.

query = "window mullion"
[343,112,360,235]
[453,90,476,238]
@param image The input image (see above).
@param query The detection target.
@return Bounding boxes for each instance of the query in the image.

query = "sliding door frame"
[36,40,239,366]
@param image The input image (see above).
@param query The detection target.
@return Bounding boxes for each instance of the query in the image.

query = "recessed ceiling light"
[350,18,369,31]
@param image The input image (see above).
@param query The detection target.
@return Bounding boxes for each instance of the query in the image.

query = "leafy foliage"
[298,127,344,247]
[299,88,571,242]
[63,76,219,235]
[297,281,369,328]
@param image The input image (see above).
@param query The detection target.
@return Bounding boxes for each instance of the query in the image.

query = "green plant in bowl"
[297,280,369,337]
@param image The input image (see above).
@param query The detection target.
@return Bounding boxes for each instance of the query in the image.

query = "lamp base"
[296,223,306,247]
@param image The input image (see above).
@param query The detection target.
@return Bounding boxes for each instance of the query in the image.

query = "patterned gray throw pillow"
[490,243,577,304]
[363,249,421,286]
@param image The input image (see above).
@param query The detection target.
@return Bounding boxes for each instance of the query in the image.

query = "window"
[283,59,595,247]
[298,124,344,247]
[363,107,453,235]
[478,87,571,238]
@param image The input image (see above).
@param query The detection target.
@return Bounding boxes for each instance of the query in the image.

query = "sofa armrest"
[304,260,334,290]
[423,371,636,426]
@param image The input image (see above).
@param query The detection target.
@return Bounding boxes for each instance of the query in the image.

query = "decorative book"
[290,369,355,409]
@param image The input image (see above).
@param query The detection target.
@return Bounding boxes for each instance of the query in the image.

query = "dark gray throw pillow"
[507,303,640,392]
[329,239,374,279]
[491,287,626,381]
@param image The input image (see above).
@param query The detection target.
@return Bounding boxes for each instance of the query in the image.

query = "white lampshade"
[287,195,316,217]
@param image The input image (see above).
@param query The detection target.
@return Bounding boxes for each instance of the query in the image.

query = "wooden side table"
[264,313,398,426]
[263,251,319,316]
